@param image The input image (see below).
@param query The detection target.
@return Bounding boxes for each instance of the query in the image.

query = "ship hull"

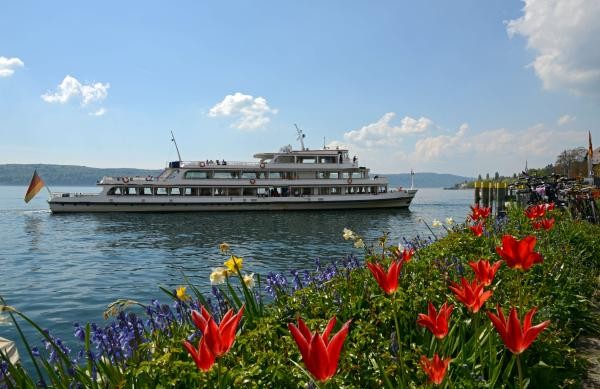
[48,191,417,213]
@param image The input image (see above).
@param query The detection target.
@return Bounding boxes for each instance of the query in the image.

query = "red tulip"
[288,316,351,382]
[449,277,492,313]
[545,202,555,211]
[417,302,454,339]
[487,305,550,355]
[532,217,555,231]
[367,260,403,295]
[182,336,215,372]
[468,259,503,286]
[524,204,545,220]
[469,205,491,221]
[495,235,543,271]
[420,354,451,385]
[395,247,415,263]
[469,222,484,237]
[190,305,245,357]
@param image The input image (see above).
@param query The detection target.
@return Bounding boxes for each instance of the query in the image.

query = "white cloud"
[208,92,278,130]
[0,56,24,77]
[343,113,434,148]
[329,116,587,175]
[42,75,110,106]
[557,114,575,126]
[89,107,107,116]
[507,0,600,95]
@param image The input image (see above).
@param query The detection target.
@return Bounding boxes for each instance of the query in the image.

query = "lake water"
[0,185,472,358]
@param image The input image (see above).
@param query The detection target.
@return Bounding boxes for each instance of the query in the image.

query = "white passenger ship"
[48,132,417,213]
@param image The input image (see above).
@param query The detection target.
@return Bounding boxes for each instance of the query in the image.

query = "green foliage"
[2,209,600,387]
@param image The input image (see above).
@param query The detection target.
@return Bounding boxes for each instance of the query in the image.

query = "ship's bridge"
[254,148,352,165]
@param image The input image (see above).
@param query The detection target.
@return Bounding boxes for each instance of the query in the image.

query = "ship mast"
[294,124,306,151]
[171,130,182,162]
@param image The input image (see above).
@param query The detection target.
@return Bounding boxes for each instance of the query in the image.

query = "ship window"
[352,172,363,179]
[127,187,137,195]
[108,187,122,195]
[241,172,258,179]
[214,188,227,196]
[170,187,181,195]
[331,187,341,194]
[319,157,336,164]
[213,171,238,179]
[155,188,168,195]
[269,172,284,178]
[330,172,339,179]
[317,172,330,179]
[318,187,330,195]
[184,187,197,196]
[341,172,350,179]
[184,171,209,179]
[229,188,242,196]
[200,188,212,196]
[298,157,316,164]
[140,187,153,195]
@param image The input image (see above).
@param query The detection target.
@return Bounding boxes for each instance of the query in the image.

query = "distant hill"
[0,164,471,188]
[383,173,472,188]
[0,164,161,186]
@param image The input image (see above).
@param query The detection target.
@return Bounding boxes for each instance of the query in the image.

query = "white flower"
[445,217,454,225]
[209,267,228,285]
[343,228,356,240]
[243,273,255,288]
[398,243,405,252]
[354,239,365,248]
[432,219,442,228]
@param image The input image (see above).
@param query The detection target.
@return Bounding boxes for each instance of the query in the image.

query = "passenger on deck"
[222,159,227,165]
[216,160,221,165]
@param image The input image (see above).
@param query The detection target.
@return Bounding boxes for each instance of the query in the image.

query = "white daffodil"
[343,228,356,240]
[243,273,255,288]
[445,217,454,225]
[209,267,228,285]
[354,238,365,248]
[432,219,443,228]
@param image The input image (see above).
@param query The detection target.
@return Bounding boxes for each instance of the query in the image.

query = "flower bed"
[1,204,600,388]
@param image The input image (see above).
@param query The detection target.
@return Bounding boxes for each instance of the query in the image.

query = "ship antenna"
[171,130,182,162]
[294,124,306,151]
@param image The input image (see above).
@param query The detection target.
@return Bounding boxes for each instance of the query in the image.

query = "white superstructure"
[48,141,417,213]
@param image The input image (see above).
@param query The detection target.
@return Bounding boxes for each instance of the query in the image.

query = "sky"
[1,0,599,176]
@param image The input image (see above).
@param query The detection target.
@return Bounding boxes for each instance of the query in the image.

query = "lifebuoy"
[199,161,206,167]
[250,179,256,185]
[122,177,130,183]
[260,162,266,168]
[347,178,353,184]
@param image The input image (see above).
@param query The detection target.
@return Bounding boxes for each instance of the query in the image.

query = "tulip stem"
[516,354,524,389]
[392,295,405,387]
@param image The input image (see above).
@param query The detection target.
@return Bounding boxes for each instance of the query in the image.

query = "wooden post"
[496,182,507,216]
[474,181,481,205]
[482,182,490,207]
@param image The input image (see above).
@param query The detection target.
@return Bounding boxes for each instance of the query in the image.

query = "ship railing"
[51,192,99,198]
[98,176,156,184]
[179,161,262,167]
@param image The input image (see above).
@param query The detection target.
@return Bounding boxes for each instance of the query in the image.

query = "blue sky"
[1,0,598,175]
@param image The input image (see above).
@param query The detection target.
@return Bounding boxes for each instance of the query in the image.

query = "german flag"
[24,170,46,203]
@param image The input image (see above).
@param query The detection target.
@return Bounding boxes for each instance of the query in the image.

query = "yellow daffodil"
[210,267,228,285]
[219,242,230,254]
[354,238,365,248]
[446,217,454,225]
[342,228,355,240]
[243,273,255,288]
[432,219,442,228]
[176,286,190,301]
[224,255,243,273]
